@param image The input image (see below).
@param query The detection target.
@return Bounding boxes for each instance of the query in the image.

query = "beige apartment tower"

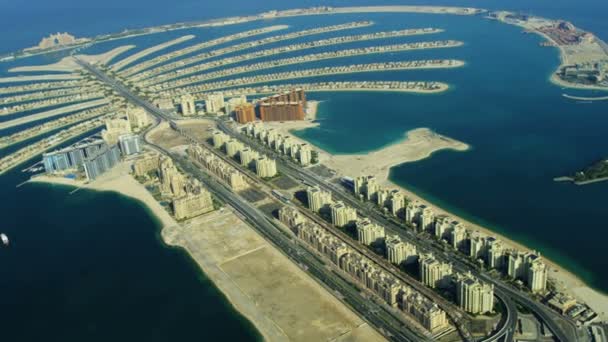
[330,201,357,227]
[356,218,385,246]
[401,291,450,334]
[455,272,495,314]
[451,223,467,250]
[385,235,418,265]
[390,191,405,216]
[419,253,453,289]
[354,175,379,201]
[159,157,184,197]
[133,154,160,177]
[180,94,197,116]
[126,106,150,131]
[225,138,244,158]
[172,191,214,220]
[298,143,312,166]
[205,92,225,113]
[255,156,277,178]
[528,258,548,293]
[212,131,229,149]
[101,117,132,145]
[306,186,332,213]
[239,148,259,168]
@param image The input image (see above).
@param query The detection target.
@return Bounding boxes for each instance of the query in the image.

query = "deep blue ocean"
[2,1,608,340]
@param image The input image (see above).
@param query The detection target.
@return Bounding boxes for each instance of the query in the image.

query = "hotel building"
[257,89,306,122]
[234,103,256,124]
[126,106,150,131]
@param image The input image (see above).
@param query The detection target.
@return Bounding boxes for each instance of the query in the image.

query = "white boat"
[1,233,8,246]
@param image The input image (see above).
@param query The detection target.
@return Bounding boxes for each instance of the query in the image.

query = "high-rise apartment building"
[101,117,132,145]
[455,272,495,314]
[172,187,214,220]
[306,186,332,213]
[83,144,121,181]
[385,235,418,265]
[180,94,197,116]
[118,134,141,156]
[255,156,277,178]
[330,201,357,227]
[356,218,385,246]
[205,92,225,113]
[126,106,150,131]
[419,253,453,289]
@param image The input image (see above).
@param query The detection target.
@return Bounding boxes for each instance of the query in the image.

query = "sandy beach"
[28,162,177,229]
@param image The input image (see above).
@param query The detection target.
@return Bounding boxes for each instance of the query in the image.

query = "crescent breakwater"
[0,5,482,63]
[487,11,608,91]
[562,93,608,101]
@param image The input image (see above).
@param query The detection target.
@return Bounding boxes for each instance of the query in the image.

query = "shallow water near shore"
[289,13,608,293]
[0,167,262,341]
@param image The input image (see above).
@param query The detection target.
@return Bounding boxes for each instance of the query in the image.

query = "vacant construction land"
[163,209,384,342]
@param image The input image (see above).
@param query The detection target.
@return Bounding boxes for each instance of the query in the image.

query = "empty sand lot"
[163,210,385,342]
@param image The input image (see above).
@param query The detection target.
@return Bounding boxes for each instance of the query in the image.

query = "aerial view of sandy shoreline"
[3,3,608,342]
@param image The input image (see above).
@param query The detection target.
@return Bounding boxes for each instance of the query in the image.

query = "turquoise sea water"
[293,13,608,291]
[2,1,608,340]
[0,166,261,341]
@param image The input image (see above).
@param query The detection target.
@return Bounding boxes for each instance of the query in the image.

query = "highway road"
[76,58,435,342]
[215,119,584,342]
[174,152,428,342]
[172,117,484,340]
